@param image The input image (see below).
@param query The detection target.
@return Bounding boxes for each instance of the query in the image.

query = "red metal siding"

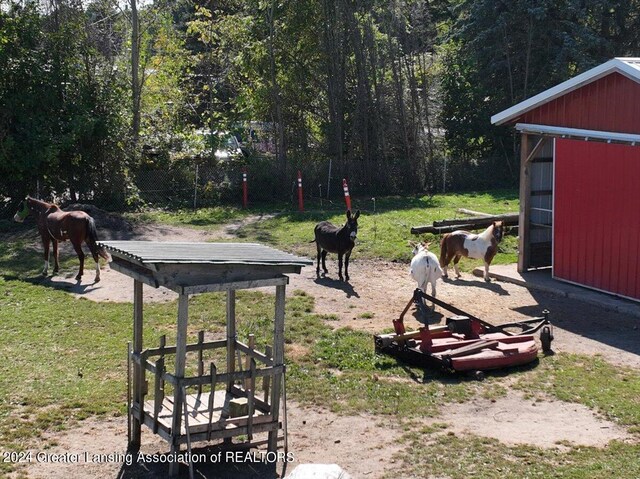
[521,73,640,134]
[554,139,640,299]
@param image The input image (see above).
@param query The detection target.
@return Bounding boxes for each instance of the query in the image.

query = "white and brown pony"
[439,221,504,282]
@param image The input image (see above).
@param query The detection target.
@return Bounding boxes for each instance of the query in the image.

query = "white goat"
[409,241,444,311]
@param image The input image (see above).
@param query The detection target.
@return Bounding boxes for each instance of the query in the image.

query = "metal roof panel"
[99,241,313,266]
[492,58,640,125]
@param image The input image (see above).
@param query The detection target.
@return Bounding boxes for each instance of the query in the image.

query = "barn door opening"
[519,134,553,271]
[528,139,554,267]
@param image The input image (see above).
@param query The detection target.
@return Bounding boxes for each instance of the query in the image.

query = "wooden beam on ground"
[411,213,519,235]
[432,213,519,227]
[411,221,518,235]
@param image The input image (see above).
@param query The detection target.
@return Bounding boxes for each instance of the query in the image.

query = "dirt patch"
[437,391,630,448]
[14,403,402,479]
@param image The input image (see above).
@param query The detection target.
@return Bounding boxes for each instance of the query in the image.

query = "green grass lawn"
[132,189,520,271]
[2,190,640,478]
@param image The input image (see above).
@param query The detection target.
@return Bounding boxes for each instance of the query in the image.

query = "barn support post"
[519,134,531,272]
[130,279,144,451]
[169,292,189,477]
[268,284,286,452]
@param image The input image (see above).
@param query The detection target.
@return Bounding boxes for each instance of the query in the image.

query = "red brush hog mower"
[374,289,553,376]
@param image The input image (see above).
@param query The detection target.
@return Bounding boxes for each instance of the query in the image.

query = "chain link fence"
[1,155,310,220]
[1,153,511,223]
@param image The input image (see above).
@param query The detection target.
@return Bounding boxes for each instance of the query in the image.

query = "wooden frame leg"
[268,284,286,452]
[130,280,143,452]
[169,292,189,477]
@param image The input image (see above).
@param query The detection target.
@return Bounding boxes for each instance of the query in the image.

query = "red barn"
[492,58,640,301]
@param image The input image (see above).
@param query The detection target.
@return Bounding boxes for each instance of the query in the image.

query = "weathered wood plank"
[99,241,312,266]
[131,280,144,450]
[268,284,286,452]
[182,276,288,295]
[226,290,236,392]
[169,292,189,475]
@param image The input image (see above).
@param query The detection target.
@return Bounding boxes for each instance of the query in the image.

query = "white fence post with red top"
[342,178,352,211]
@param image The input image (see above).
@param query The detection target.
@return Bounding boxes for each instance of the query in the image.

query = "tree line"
[1,0,639,209]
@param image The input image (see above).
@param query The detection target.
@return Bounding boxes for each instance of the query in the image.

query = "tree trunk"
[322,0,345,187]
[131,0,141,147]
[268,0,286,183]
[388,34,412,189]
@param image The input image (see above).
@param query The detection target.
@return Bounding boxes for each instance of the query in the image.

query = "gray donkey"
[313,209,360,281]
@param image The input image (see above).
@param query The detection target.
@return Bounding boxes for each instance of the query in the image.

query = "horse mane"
[27,196,54,207]
[27,196,58,213]
[478,223,494,240]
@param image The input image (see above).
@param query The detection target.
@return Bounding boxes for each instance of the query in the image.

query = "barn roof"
[492,58,640,126]
[514,123,640,145]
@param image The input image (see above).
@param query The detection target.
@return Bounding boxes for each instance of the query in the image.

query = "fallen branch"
[457,208,492,217]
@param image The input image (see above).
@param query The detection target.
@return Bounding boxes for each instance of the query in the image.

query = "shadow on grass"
[387,355,541,386]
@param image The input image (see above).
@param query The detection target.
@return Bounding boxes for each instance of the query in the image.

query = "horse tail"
[86,217,110,261]
[439,234,448,266]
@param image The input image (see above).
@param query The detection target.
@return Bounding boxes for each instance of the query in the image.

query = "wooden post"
[247,358,256,440]
[263,345,272,404]
[519,133,532,273]
[268,284,286,452]
[244,334,255,390]
[130,280,143,451]
[197,331,205,395]
[226,290,237,391]
[169,292,189,477]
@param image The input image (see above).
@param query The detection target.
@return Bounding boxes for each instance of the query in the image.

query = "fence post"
[193,164,199,209]
[297,171,304,212]
[326,159,332,198]
[342,178,352,211]
[242,167,248,208]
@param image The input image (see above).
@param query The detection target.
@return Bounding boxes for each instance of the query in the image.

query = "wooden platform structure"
[99,241,311,477]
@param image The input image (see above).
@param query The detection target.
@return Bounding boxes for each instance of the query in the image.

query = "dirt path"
[58,246,640,369]
[10,219,640,479]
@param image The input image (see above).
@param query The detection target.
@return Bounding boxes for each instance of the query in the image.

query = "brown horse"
[13,197,110,282]
[439,221,504,282]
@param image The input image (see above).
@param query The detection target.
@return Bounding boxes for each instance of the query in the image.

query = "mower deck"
[374,289,552,374]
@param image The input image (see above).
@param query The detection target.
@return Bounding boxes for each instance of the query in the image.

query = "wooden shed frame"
[99,241,311,477]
